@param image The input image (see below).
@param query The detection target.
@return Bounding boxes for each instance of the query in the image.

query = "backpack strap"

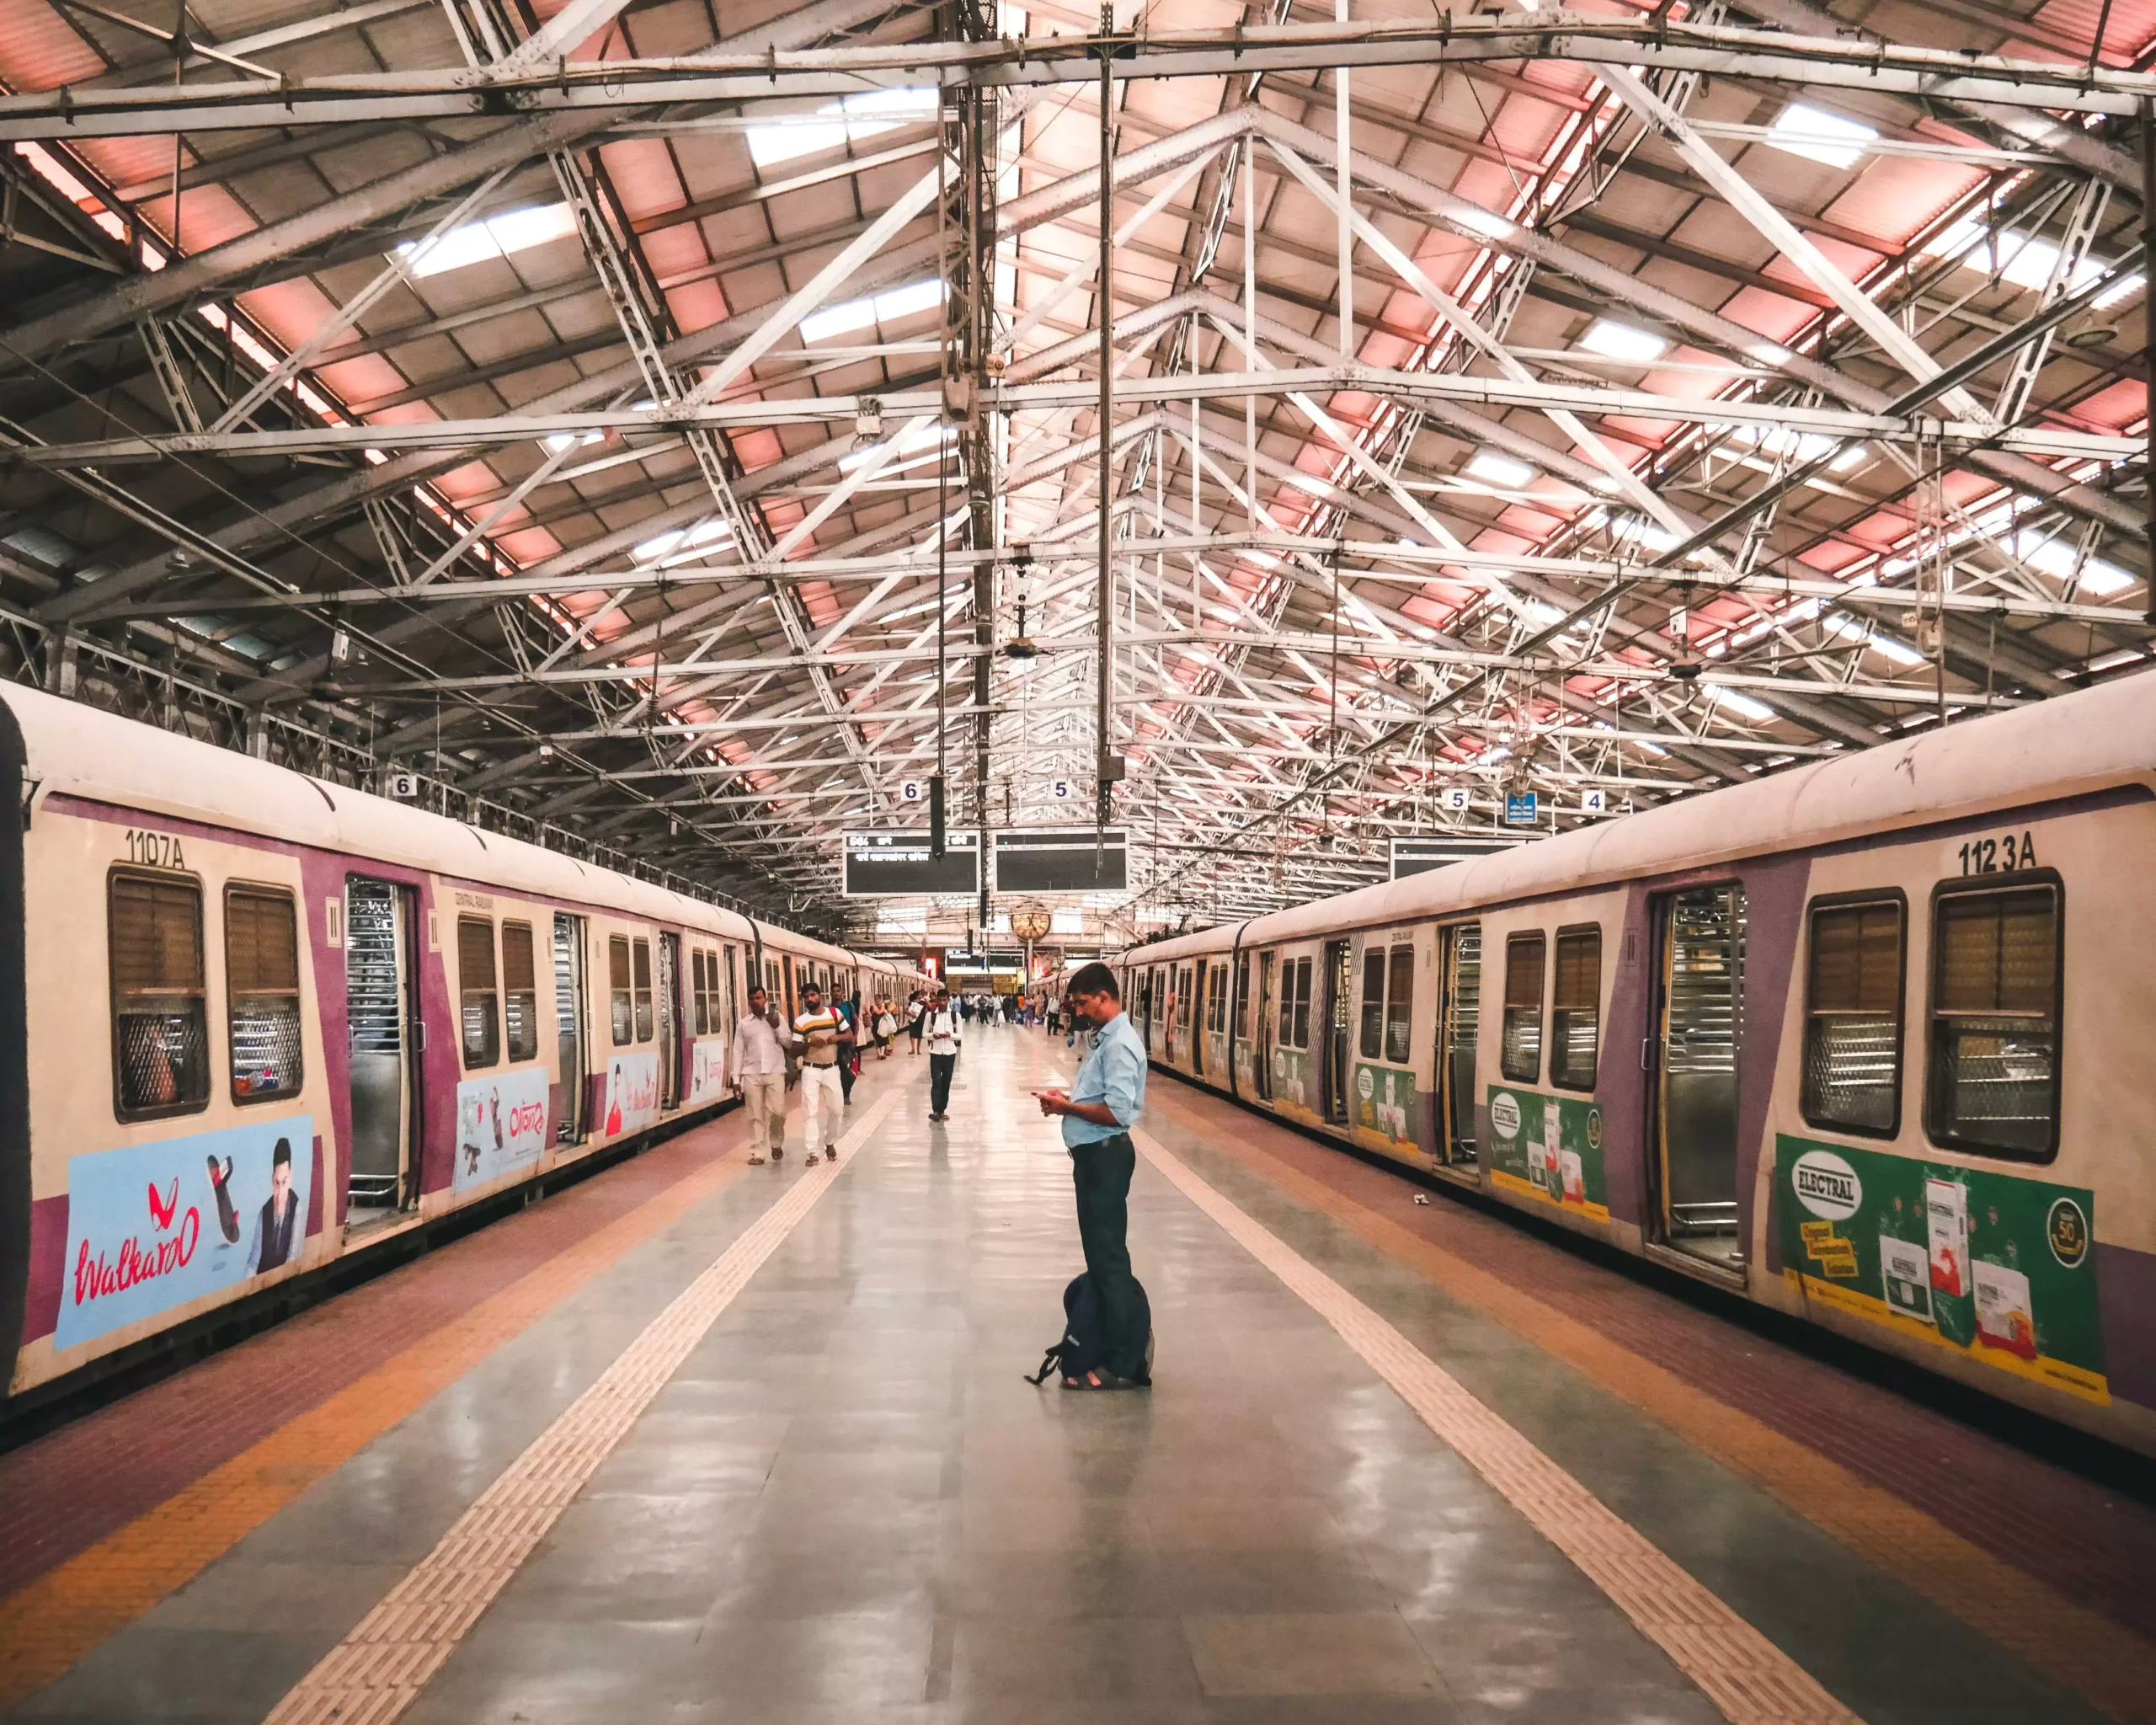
[1025,1347,1065,1386]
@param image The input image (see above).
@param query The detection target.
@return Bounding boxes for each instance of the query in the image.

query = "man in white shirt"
[731,986,788,1166]
[792,982,852,1165]
[923,988,962,1121]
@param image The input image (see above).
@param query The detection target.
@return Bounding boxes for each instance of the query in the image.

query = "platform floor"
[3,1027,2152,1725]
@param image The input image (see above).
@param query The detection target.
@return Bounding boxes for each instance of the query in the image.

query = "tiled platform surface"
[0,1028,2147,1724]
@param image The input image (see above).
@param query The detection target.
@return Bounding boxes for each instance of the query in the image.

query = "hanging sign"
[1504,792,1539,826]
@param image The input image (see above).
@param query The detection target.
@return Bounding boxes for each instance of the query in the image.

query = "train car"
[0,684,879,1414]
[1117,670,2156,1457]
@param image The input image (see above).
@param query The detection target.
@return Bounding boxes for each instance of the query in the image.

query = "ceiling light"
[1577,318,1668,363]
[1765,103,1877,170]
[1465,449,1535,489]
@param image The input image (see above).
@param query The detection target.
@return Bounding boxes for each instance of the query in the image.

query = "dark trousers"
[929,1051,956,1114]
[1072,1135,1146,1379]
[838,1054,856,1103]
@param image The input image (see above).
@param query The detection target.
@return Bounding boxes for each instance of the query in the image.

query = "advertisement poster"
[1270,1045,1314,1114]
[686,1036,728,1108]
[1776,1135,2105,1404]
[56,1114,315,1350]
[1485,1085,1609,1222]
[1354,1062,1420,1150]
[453,1066,551,1194]
[603,1050,661,1138]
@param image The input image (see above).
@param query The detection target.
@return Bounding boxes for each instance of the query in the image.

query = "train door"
[1321,939,1352,1124]
[552,913,587,1145]
[1191,959,1208,1076]
[1650,884,1748,1269]
[658,932,681,1108]
[1255,950,1277,1100]
[1436,923,1481,1164]
[782,956,796,1019]
[344,878,419,1215]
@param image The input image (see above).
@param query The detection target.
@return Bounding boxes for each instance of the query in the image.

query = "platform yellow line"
[1133,1125,1864,1725]
[1162,1101,2156,1725]
[262,1081,910,1725]
[0,1097,819,1712]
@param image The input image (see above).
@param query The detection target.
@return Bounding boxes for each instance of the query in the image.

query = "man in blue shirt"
[1035,962,1150,1389]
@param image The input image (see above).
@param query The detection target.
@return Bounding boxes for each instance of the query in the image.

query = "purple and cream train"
[0,683,927,1411]
[1118,670,2156,1457]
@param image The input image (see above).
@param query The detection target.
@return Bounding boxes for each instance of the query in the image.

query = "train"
[1115,670,2156,1457]
[0,683,929,1413]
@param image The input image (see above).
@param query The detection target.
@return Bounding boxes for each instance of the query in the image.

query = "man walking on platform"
[792,982,851,1165]
[924,988,962,1122]
[731,985,788,1167]
[1035,963,1150,1391]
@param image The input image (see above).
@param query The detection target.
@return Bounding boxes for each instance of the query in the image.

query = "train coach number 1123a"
[1956,831,2036,876]
[123,828,186,869]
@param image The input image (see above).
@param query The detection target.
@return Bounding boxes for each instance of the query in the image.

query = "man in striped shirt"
[792,983,851,1166]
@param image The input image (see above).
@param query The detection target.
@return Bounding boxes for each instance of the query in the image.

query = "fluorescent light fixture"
[1765,103,1877,170]
[1712,686,1777,724]
[396,203,577,279]
[1465,449,1535,489]
[745,87,937,169]
[1577,318,1668,363]
[800,276,946,344]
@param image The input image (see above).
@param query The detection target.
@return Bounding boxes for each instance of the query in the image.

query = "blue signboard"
[1504,792,1539,826]
[56,1114,314,1350]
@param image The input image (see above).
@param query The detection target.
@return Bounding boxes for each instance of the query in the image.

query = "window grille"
[458,916,499,1069]
[1550,928,1601,1091]
[1385,945,1416,1065]
[227,886,302,1102]
[1501,932,1545,1084]
[1802,900,1902,1134]
[1927,886,2059,1159]
[502,921,537,1063]
[610,935,633,1044]
[110,872,209,1118]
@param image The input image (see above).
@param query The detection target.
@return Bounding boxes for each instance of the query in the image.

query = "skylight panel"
[1712,686,1777,724]
[1465,449,1535,488]
[745,88,937,169]
[1765,104,1876,170]
[1577,318,1668,363]
[396,203,577,279]
[801,278,947,344]
[2014,528,2134,595]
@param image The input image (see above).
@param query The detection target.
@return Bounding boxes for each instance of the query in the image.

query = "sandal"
[805,1152,821,1166]
[747,1155,766,1166]
[1061,1370,1146,1391]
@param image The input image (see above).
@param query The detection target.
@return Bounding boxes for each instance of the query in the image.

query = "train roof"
[3,681,766,942]
[1123,667,2156,964]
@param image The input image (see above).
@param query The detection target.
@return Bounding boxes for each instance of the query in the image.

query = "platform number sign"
[899,779,924,804]
[1052,779,1071,800]
[1442,787,1470,814]
[387,771,420,801]
[1580,788,1607,815]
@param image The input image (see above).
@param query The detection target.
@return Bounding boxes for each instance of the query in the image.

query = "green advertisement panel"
[1775,1135,2105,1405]
[1353,1061,1420,1152]
[1268,1045,1317,1119]
[1484,1084,1609,1223]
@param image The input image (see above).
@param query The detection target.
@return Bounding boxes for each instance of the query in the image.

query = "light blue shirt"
[1064,1009,1146,1150]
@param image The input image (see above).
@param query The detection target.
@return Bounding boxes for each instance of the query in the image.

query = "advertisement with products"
[453,1066,551,1194]
[1485,1085,1609,1222]
[686,1036,728,1108]
[1270,1044,1315,1114]
[1354,1062,1420,1151]
[602,1050,661,1138]
[1775,1135,2105,1404]
[56,1114,315,1351]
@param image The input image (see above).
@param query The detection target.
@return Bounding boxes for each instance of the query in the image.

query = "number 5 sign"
[1052,779,1071,800]
[1441,787,1470,813]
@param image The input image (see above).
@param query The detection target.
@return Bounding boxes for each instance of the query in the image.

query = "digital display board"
[993,828,1129,893]
[1390,835,1524,879]
[842,830,981,897]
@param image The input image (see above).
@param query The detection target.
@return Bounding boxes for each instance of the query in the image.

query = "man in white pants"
[730,986,789,1166]
[792,982,851,1166]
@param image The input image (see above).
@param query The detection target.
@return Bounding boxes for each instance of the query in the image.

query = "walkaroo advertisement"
[453,1066,551,1193]
[57,1114,315,1350]
[604,1050,660,1137]
[686,1036,728,1108]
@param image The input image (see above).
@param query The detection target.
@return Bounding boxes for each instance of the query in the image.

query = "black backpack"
[1026,1272,1154,1386]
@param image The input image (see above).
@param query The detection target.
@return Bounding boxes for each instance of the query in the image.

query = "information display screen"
[842,830,981,896]
[1390,835,1524,879]
[993,828,1129,893]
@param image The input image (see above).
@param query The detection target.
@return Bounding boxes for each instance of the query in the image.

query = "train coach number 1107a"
[1956,831,2036,876]
[123,828,186,869]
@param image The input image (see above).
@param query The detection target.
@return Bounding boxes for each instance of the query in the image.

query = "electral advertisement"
[453,1066,550,1194]
[602,1049,661,1138]
[1269,1044,1315,1114]
[1354,1061,1420,1151]
[1485,1084,1609,1222]
[686,1036,728,1108]
[1776,1135,2105,1404]
[56,1114,315,1350]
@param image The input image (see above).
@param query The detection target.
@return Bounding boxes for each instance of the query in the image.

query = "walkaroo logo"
[75,1172,201,1311]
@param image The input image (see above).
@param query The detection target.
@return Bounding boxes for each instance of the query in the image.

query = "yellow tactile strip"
[1134,1127,1864,1725]
[0,1097,814,1711]
[1170,1111,2156,1725]
[262,1081,909,1725]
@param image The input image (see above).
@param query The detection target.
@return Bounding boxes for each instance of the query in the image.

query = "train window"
[1801,898,1903,1136]
[1549,927,1601,1091]
[1290,957,1314,1048]
[1926,883,2061,1161]
[1234,954,1250,1040]
[502,921,538,1063]
[110,872,210,1119]
[610,936,633,1044]
[1385,944,1416,1065]
[691,951,711,1036]
[1359,948,1386,1059]
[1209,964,1229,1033]
[457,916,500,1069]
[1501,932,1545,1084]
[227,886,302,1103]
[632,938,654,1041]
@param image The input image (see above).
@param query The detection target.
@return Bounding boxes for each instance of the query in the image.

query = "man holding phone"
[1034,963,1150,1390]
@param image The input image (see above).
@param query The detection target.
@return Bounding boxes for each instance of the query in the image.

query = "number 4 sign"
[1580,788,1608,814]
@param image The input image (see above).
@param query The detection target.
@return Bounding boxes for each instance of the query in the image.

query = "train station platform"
[2,1028,2152,1725]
